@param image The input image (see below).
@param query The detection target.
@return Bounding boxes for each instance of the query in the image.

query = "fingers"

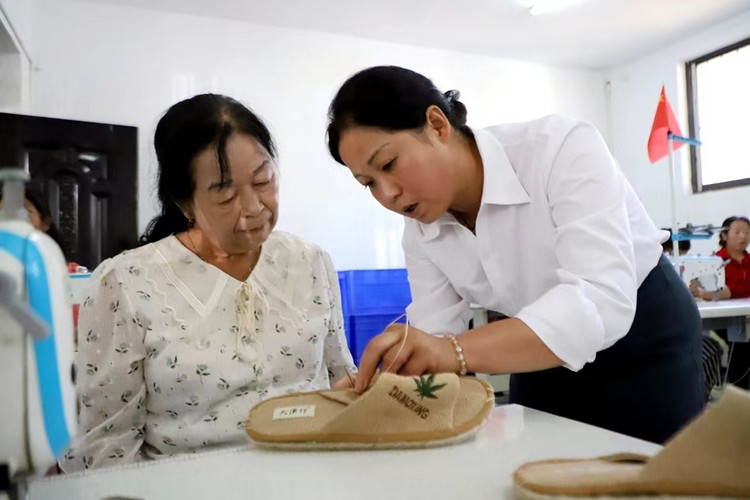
[398,354,429,376]
[355,327,405,393]
[333,373,356,389]
[381,342,413,375]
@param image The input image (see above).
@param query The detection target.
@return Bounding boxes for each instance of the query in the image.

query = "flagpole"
[667,132,679,263]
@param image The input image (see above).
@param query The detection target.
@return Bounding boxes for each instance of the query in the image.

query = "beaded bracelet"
[443,334,468,376]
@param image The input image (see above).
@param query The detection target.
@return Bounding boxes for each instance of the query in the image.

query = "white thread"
[383,313,409,373]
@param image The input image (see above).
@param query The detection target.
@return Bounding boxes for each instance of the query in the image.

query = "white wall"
[0,0,32,114]
[607,11,750,255]
[0,52,22,110]
[31,0,609,270]
[0,0,32,54]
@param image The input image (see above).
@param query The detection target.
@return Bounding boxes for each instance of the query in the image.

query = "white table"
[697,298,750,343]
[27,405,659,500]
[697,298,750,320]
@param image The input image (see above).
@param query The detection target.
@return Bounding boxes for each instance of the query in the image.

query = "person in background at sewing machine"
[691,216,750,390]
[0,185,87,276]
[0,184,71,263]
[327,65,704,445]
[59,94,355,472]
[661,228,691,256]
[690,216,750,301]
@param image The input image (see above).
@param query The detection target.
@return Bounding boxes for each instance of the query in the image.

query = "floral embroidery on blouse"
[60,232,355,472]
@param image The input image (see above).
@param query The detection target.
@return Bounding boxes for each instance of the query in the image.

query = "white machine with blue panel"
[0,169,76,492]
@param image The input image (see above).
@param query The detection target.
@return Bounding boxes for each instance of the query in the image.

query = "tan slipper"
[513,386,750,499]
[245,373,494,450]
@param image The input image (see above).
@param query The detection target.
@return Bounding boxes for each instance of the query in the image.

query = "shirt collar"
[717,247,750,263]
[421,126,531,242]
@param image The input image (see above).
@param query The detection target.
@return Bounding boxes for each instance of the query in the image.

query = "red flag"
[647,86,685,163]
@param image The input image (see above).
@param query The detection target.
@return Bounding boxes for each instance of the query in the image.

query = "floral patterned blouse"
[60,232,355,472]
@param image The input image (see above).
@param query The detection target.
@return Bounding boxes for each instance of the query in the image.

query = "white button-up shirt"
[404,115,664,371]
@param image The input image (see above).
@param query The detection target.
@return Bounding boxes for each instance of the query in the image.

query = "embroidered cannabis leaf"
[413,374,447,400]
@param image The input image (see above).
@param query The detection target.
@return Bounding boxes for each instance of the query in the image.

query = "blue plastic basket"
[345,312,407,365]
[337,269,412,317]
[337,269,412,364]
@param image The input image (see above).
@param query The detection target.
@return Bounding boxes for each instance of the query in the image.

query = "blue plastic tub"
[338,269,411,317]
[337,269,412,364]
[344,312,408,365]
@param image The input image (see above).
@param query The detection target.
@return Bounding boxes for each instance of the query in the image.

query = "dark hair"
[0,182,68,258]
[719,216,750,247]
[661,228,691,253]
[326,66,471,165]
[140,94,277,244]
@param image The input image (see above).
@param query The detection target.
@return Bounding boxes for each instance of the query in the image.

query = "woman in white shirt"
[61,94,355,471]
[326,66,703,444]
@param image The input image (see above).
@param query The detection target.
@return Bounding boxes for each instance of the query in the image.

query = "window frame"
[686,36,750,193]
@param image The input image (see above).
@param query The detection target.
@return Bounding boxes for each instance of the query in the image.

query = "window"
[686,37,750,192]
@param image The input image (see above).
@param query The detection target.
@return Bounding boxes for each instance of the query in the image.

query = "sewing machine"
[0,169,76,498]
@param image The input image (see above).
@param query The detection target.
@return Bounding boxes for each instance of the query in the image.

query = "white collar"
[421,126,531,242]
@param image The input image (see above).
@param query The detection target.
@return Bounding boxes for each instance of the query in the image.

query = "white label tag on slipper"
[273,405,316,420]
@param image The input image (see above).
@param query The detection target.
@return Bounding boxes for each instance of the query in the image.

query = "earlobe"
[176,202,193,221]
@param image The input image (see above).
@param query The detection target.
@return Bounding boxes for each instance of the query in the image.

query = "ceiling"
[76,0,750,69]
